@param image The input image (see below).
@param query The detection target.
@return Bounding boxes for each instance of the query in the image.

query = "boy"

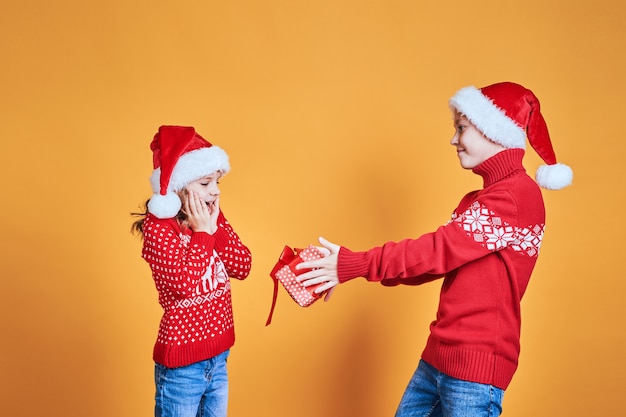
[297,82,572,417]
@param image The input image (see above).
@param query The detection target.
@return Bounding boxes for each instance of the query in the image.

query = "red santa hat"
[449,82,572,190]
[147,125,230,218]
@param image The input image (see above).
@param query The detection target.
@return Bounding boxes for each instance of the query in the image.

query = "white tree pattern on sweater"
[451,201,544,256]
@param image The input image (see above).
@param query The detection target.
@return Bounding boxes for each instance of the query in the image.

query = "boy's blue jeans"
[394,360,504,417]
[154,349,230,417]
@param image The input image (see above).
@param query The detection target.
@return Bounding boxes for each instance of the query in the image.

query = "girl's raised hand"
[184,191,218,235]
[207,195,220,232]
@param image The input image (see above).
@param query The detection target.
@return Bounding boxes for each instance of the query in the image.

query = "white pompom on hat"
[449,82,572,190]
[147,125,230,219]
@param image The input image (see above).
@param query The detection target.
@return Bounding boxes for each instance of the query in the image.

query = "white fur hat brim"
[449,86,527,149]
[148,146,230,219]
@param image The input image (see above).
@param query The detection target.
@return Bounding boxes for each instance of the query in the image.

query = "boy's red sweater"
[142,211,251,368]
[337,149,544,390]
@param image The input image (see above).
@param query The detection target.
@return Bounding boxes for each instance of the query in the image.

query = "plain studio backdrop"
[0,1,623,416]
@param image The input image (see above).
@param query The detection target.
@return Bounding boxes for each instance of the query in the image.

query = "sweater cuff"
[337,247,370,283]
[191,231,216,253]
[212,227,230,250]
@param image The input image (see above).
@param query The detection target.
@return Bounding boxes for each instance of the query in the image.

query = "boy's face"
[451,112,506,169]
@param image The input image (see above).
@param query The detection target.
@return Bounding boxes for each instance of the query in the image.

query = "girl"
[132,125,252,417]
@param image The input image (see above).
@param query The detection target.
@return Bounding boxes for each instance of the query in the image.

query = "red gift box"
[266,245,327,325]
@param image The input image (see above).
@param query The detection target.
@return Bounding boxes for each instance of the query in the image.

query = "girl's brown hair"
[130,200,150,236]
[130,192,189,237]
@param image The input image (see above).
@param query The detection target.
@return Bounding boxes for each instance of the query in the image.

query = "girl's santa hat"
[147,125,230,219]
[449,82,572,190]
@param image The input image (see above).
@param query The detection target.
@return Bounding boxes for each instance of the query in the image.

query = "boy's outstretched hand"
[296,237,340,302]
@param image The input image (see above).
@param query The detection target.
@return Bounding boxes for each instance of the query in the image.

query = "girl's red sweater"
[337,149,544,389]
[142,211,251,368]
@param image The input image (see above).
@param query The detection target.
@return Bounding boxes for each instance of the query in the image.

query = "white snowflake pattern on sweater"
[451,201,544,256]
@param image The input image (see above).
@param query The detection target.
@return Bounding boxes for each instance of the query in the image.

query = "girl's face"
[183,172,222,204]
[450,112,506,169]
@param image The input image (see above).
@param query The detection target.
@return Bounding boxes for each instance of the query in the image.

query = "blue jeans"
[154,350,230,417]
[394,360,504,417]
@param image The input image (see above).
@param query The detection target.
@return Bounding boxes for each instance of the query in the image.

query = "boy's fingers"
[295,268,318,282]
[315,246,331,256]
[296,259,324,270]
[323,286,336,301]
[319,236,340,253]
[316,282,336,294]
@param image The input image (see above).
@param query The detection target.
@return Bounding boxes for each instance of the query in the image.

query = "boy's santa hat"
[147,125,230,219]
[449,82,572,190]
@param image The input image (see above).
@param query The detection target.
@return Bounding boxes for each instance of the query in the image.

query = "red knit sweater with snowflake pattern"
[337,149,544,389]
[142,211,251,368]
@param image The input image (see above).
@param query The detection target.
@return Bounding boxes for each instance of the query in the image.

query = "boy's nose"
[450,134,459,145]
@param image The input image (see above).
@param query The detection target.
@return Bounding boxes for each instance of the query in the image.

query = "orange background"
[1,1,624,416]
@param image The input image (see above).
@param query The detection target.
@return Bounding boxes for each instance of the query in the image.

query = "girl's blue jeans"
[394,360,504,417]
[154,349,230,417]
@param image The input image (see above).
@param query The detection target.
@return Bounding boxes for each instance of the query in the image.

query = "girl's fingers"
[189,193,198,215]
[187,193,196,215]
[188,193,198,215]
[182,194,190,214]
[190,192,207,214]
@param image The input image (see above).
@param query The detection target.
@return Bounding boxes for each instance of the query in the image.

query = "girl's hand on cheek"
[207,195,220,234]
[184,191,216,234]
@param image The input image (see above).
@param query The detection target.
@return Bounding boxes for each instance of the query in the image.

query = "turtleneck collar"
[472,148,526,188]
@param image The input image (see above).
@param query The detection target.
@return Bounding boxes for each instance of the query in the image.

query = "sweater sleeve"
[338,190,520,284]
[212,211,252,280]
[142,216,216,299]
[380,273,444,287]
